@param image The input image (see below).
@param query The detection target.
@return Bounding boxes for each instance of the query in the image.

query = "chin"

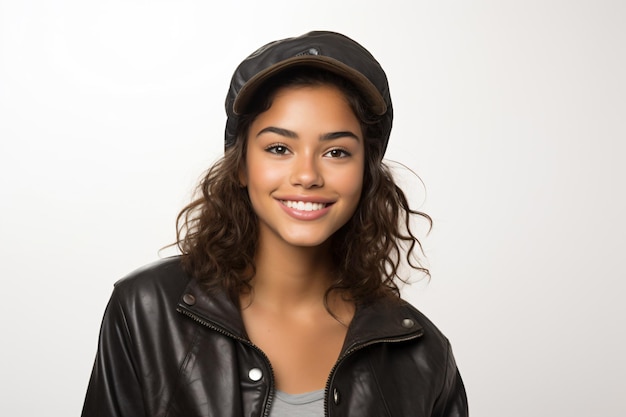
[285,237,330,248]
[280,231,333,248]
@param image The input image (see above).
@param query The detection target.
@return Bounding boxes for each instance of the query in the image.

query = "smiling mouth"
[281,200,330,211]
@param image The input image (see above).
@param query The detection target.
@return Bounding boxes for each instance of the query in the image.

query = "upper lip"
[274,195,336,204]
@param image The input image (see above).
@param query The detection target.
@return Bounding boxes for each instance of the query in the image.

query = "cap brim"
[233,55,387,116]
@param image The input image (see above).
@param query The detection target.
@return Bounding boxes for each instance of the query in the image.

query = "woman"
[82,31,468,417]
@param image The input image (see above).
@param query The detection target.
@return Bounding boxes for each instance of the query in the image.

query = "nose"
[290,152,323,188]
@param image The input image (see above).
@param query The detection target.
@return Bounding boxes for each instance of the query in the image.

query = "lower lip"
[278,201,332,220]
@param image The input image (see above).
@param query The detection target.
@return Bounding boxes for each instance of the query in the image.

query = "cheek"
[341,164,365,205]
[247,160,282,186]
[245,155,285,197]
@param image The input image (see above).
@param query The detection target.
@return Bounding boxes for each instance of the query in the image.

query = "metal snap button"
[333,388,340,404]
[182,294,196,306]
[401,318,415,328]
[248,368,263,382]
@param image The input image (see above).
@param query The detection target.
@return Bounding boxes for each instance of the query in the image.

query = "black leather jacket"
[82,257,468,417]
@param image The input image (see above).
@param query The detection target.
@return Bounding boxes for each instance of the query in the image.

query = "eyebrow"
[256,126,360,141]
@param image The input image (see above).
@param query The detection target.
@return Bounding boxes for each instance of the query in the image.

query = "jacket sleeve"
[81,287,146,417]
[432,341,469,417]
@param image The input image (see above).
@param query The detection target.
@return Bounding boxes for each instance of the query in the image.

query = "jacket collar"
[176,277,248,340]
[177,277,424,354]
[341,297,424,356]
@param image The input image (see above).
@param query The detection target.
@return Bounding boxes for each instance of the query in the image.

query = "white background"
[1,1,624,416]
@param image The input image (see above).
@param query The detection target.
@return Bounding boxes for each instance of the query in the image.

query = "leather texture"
[82,257,468,417]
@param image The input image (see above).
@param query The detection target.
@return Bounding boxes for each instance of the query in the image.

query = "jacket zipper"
[323,330,424,417]
[176,307,276,417]
[179,305,424,417]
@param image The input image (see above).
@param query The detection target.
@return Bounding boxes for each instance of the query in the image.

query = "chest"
[163,333,436,417]
[241,307,349,394]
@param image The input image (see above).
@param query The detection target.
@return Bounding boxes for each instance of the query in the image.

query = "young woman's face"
[242,84,365,249]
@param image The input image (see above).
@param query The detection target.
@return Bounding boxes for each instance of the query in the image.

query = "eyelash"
[264,143,290,155]
[324,148,351,158]
[263,144,352,158]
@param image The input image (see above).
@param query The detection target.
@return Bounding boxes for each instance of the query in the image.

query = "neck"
[248,234,335,311]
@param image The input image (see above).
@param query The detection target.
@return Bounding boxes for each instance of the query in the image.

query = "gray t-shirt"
[269,389,325,417]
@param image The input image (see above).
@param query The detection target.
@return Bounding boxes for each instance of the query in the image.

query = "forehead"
[247,85,362,138]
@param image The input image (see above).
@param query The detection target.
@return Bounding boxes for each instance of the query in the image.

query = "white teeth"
[283,200,326,211]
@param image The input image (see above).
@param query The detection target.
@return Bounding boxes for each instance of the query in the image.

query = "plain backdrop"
[1,1,624,416]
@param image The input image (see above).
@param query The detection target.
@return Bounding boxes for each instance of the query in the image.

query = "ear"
[238,164,248,187]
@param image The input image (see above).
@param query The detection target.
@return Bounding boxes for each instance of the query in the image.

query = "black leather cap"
[224,31,393,154]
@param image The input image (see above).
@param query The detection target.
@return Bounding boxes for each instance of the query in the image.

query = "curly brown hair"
[176,67,432,305]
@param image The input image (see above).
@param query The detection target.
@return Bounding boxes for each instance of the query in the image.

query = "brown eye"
[266,144,290,155]
[325,148,350,158]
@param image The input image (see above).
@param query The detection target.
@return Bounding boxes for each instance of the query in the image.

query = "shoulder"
[397,299,456,371]
[369,297,459,376]
[343,297,465,413]
[401,300,451,349]
[110,256,191,308]
[397,301,468,415]
[361,295,451,346]
[350,295,452,362]
[364,296,454,366]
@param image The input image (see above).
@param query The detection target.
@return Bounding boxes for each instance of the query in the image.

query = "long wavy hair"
[176,67,432,306]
